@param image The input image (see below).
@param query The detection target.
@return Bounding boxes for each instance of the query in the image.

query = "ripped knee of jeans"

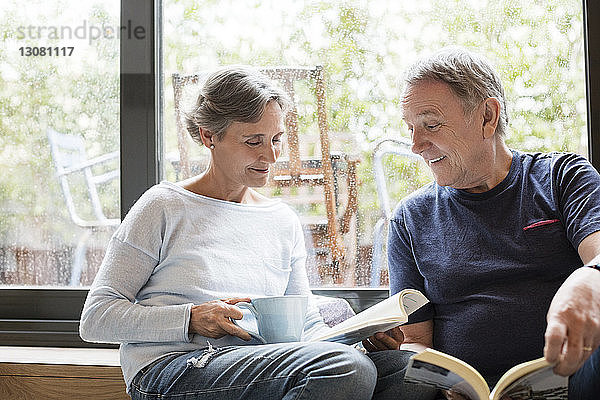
[187,341,218,369]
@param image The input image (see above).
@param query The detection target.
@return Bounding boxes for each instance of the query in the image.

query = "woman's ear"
[482,98,500,139]
[198,127,214,148]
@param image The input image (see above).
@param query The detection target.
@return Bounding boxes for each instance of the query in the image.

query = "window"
[160,0,588,288]
[0,0,120,288]
[1,0,600,347]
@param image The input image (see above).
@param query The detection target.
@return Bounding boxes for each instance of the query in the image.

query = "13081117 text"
[19,47,74,56]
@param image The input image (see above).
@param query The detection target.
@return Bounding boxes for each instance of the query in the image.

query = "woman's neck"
[179,170,269,204]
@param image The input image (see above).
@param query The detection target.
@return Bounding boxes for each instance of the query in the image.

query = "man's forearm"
[399,320,434,352]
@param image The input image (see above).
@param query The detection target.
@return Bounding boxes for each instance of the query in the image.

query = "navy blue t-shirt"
[388,150,600,383]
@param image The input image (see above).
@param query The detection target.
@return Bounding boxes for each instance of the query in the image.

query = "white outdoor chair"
[47,128,120,286]
[370,138,425,287]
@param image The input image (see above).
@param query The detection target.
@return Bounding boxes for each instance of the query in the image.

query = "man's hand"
[442,390,468,400]
[362,327,405,352]
[189,297,252,341]
[544,267,600,376]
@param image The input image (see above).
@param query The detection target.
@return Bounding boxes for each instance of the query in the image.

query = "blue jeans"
[130,344,599,399]
[370,348,600,400]
[569,347,600,399]
[367,350,439,400]
[129,342,377,400]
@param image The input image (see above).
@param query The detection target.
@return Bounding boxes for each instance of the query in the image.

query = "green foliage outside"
[0,1,119,248]
[162,0,585,243]
[0,0,587,284]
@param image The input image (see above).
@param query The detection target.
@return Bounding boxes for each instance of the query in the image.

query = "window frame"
[584,0,600,166]
[0,0,598,348]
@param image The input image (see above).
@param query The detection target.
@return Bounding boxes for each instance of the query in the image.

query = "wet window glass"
[160,0,586,287]
[0,0,120,287]
[0,0,584,289]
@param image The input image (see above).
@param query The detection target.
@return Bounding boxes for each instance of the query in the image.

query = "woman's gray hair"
[185,65,291,143]
[403,47,509,137]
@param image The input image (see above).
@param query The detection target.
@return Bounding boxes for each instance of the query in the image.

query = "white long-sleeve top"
[79,181,328,390]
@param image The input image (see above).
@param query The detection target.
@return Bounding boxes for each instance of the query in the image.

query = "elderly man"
[363,48,600,399]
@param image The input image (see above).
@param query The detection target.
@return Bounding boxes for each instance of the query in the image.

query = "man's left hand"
[544,267,600,376]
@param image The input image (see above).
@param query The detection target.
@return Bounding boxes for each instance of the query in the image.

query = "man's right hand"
[189,298,252,341]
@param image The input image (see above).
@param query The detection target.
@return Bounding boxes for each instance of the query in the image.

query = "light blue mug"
[234,295,308,344]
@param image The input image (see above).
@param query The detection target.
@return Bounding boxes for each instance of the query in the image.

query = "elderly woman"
[79,66,392,400]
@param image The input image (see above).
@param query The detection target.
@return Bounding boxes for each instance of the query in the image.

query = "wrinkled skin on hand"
[188,297,252,341]
[362,326,405,352]
[544,267,600,376]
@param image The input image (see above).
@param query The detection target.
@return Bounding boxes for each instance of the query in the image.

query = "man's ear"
[481,98,501,139]
[198,127,214,148]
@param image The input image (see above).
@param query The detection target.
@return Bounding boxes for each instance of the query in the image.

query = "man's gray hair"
[403,47,509,137]
[185,65,291,143]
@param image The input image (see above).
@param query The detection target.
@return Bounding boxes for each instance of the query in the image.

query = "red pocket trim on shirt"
[522,219,560,231]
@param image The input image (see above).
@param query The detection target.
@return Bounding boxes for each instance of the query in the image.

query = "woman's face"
[211,101,285,188]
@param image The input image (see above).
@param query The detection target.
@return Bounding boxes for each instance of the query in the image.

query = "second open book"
[309,288,429,344]
[404,348,568,400]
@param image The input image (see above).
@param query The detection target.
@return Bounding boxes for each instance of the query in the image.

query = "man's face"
[401,80,493,192]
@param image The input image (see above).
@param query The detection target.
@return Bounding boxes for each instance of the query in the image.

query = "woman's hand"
[362,327,405,352]
[189,297,252,341]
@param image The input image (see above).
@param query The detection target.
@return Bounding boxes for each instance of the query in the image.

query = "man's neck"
[464,139,512,193]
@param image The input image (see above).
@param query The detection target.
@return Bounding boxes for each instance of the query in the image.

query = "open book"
[404,348,568,400]
[309,288,429,345]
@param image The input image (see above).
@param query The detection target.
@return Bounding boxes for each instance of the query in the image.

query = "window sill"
[0,346,127,399]
[0,346,119,366]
